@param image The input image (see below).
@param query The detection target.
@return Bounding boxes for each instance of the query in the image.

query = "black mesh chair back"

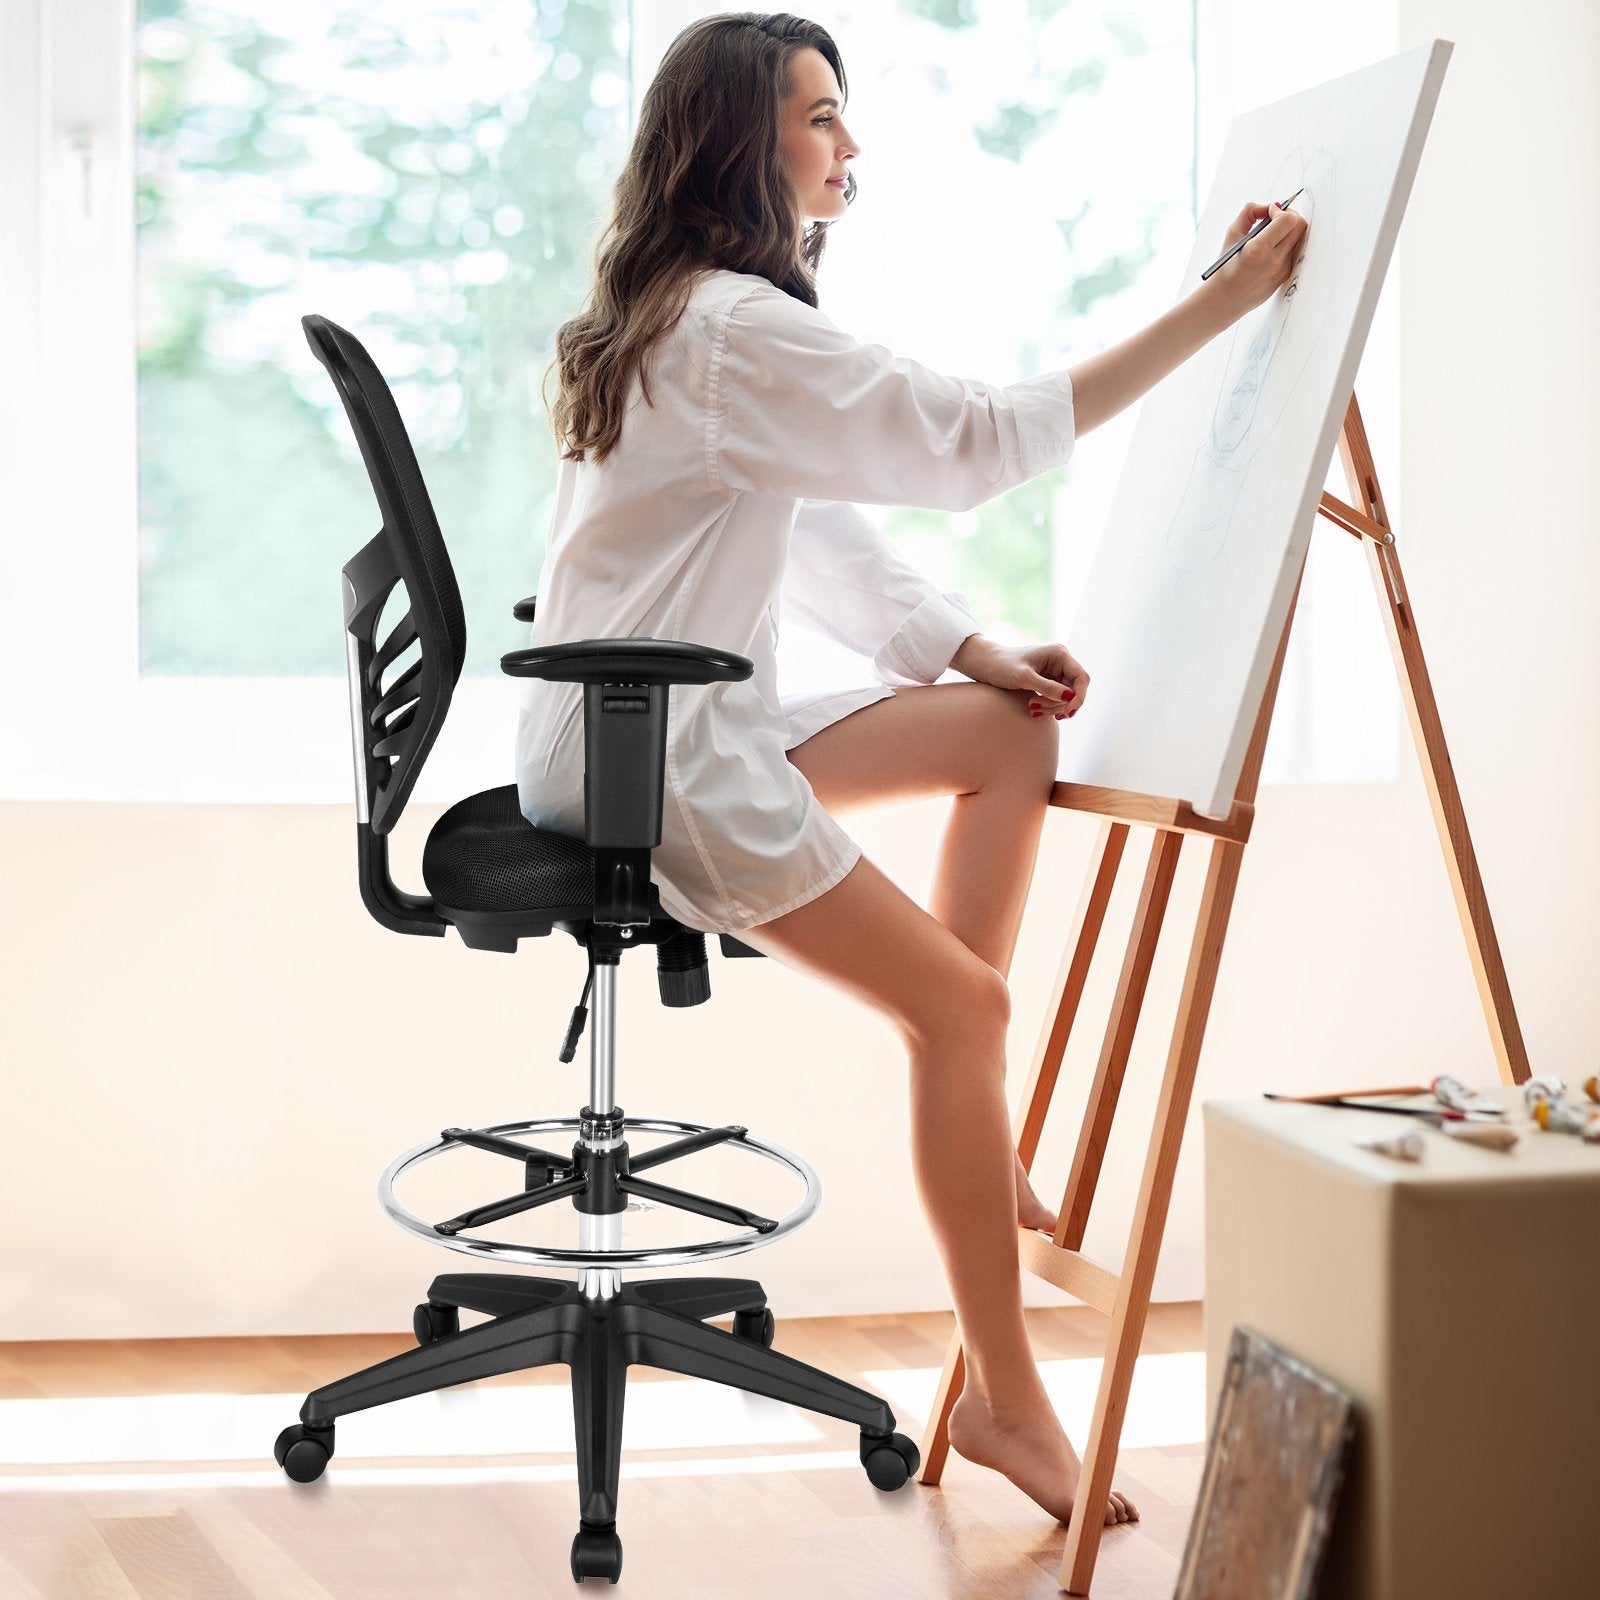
[304,313,463,841]
[304,311,733,968]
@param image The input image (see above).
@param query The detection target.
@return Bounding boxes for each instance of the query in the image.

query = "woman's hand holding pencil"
[1200,196,1309,318]
[1065,191,1309,434]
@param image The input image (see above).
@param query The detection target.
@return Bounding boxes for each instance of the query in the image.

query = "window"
[1,0,1398,802]
[135,0,630,678]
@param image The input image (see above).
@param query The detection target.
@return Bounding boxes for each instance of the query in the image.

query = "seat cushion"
[421,784,663,919]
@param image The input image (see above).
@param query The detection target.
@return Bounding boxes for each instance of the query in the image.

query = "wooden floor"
[0,1303,1206,1599]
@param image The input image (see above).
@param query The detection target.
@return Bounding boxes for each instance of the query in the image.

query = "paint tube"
[1431,1074,1503,1118]
[1533,1098,1600,1137]
[1524,1075,1566,1111]
[1354,1131,1424,1161]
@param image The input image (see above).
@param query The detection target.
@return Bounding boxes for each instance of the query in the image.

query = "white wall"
[3,0,1596,1340]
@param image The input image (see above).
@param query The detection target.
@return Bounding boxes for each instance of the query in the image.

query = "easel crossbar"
[1017,1227,1118,1315]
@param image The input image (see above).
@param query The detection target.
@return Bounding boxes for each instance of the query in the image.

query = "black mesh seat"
[421,784,665,941]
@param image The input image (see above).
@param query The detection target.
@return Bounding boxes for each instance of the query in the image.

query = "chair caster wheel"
[732,1306,775,1347]
[413,1301,459,1345]
[570,1521,623,1583]
[860,1431,920,1491]
[274,1422,335,1483]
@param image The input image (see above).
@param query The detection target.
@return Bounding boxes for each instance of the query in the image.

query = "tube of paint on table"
[1354,1130,1424,1161]
[1432,1074,1503,1118]
[1525,1075,1566,1112]
[1533,1098,1600,1137]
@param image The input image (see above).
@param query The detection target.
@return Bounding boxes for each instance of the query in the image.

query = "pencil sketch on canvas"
[1057,43,1451,817]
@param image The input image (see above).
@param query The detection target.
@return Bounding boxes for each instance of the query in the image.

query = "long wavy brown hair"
[544,12,854,465]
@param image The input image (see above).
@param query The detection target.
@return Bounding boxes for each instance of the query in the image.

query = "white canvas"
[1058,41,1452,818]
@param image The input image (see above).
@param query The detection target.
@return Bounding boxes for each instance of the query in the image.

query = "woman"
[520,11,1307,1528]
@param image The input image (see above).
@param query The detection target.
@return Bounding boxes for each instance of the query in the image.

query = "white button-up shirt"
[516,267,1075,934]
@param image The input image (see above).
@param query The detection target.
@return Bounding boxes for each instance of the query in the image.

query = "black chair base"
[277,1271,921,1584]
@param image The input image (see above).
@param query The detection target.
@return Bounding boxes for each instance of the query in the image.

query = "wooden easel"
[914,391,1530,1595]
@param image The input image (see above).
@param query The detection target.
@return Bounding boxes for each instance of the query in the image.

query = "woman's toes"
[1104,1490,1138,1524]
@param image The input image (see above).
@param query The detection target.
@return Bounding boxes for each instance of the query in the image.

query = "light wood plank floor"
[0,1302,1205,1600]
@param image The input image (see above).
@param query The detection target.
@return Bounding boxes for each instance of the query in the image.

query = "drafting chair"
[277,315,920,1585]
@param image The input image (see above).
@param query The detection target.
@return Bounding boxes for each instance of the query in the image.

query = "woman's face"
[778,47,859,224]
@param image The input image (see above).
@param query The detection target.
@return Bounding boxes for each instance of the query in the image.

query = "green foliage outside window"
[137,0,628,674]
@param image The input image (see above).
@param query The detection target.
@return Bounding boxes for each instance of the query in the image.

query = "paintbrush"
[1265,1085,1430,1104]
[1264,1092,1463,1123]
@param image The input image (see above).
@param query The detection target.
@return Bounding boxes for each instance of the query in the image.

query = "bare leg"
[746,686,1135,1526]
[790,685,1061,1229]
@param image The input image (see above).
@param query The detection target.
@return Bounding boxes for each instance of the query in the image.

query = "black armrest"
[502,637,753,928]
[501,637,752,687]
[513,594,537,623]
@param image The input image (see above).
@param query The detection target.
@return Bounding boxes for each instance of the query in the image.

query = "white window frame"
[1,0,1397,804]
[0,0,538,804]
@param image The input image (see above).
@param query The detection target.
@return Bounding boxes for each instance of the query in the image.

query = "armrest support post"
[503,637,753,932]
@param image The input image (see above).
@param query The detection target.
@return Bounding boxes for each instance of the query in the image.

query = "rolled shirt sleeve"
[705,282,1075,512]
[780,498,982,687]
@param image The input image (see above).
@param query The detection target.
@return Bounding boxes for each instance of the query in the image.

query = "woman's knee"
[739,854,1010,1051]
[898,953,1011,1060]
[965,683,1060,793]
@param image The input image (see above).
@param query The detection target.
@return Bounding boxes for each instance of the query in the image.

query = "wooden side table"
[1203,1087,1600,1600]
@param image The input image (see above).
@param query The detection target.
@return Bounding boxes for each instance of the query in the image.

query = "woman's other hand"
[1204,200,1309,323]
[952,635,1088,719]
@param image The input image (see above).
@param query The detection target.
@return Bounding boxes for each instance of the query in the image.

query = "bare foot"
[948,1389,1139,1527]
[1014,1155,1058,1232]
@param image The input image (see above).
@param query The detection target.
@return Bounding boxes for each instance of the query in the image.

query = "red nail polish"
[1064,689,1075,700]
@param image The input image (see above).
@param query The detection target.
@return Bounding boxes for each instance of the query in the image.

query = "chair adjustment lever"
[559,1002,588,1063]
[559,964,595,1062]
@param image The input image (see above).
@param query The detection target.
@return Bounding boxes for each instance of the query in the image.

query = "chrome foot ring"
[378,1116,821,1270]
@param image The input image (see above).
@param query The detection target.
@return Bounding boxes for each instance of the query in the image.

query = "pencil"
[1200,187,1304,281]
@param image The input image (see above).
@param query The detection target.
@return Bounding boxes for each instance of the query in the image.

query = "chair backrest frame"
[305,312,468,936]
[305,313,465,840]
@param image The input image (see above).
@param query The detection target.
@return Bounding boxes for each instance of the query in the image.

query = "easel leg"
[916,1341,963,1483]
[1052,589,1297,1593]
[1056,829,1185,1249]
[1059,834,1246,1594]
[1335,398,1530,1082]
